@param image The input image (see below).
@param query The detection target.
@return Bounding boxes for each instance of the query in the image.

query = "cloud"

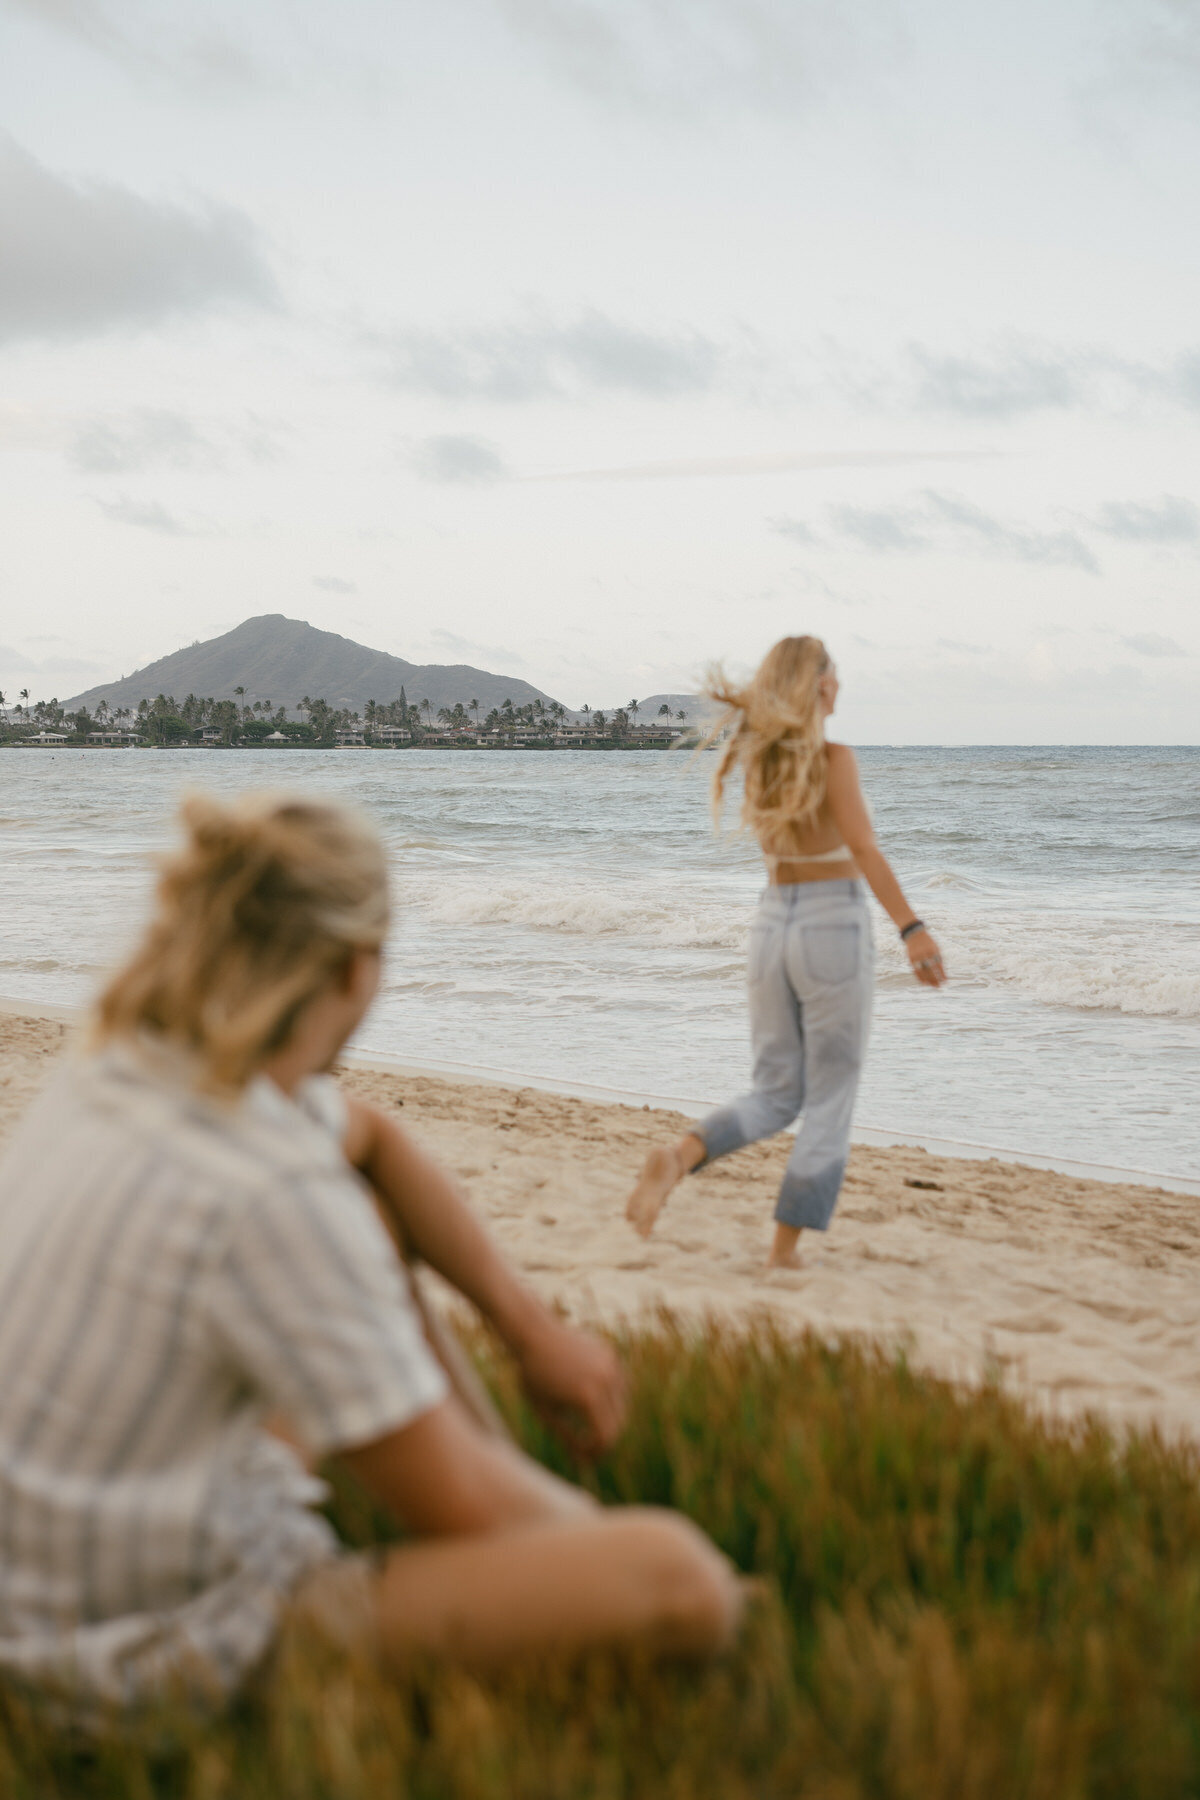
[830,504,927,552]
[922,491,1100,572]
[487,0,900,120]
[907,343,1090,418]
[70,408,220,473]
[2,0,269,94]
[0,134,278,344]
[373,310,724,401]
[824,490,1100,572]
[94,495,198,534]
[1121,632,1186,657]
[770,515,820,544]
[901,338,1200,420]
[1091,495,1200,542]
[535,447,996,482]
[0,642,103,677]
[423,629,529,669]
[313,575,358,593]
[408,434,508,483]
[936,637,991,655]
[1095,0,1200,100]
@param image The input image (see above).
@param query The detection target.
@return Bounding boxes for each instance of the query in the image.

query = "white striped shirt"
[0,1038,447,1718]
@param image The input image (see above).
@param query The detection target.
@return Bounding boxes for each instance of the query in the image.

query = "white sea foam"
[412,875,1200,1019]
[412,877,748,951]
[880,918,1200,1018]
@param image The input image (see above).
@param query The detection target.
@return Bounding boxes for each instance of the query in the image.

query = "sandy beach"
[3,1004,1199,1446]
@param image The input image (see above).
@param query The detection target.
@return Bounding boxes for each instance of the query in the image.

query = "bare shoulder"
[825,741,860,782]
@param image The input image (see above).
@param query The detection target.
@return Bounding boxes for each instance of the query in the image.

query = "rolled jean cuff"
[774,1159,845,1232]
[694,1106,748,1164]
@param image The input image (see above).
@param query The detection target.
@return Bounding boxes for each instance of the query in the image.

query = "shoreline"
[3,1001,1200,1444]
[3,996,1194,1199]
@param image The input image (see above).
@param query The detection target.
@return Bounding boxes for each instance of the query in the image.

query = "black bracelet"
[899,918,925,942]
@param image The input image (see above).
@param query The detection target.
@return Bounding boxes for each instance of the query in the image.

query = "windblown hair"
[707,636,832,852]
[94,792,390,1090]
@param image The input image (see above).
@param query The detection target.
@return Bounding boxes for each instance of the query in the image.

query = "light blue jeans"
[696,879,874,1231]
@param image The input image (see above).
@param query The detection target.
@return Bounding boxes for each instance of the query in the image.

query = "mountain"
[65,615,563,718]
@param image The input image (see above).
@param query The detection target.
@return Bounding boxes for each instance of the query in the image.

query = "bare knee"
[617,1511,742,1655]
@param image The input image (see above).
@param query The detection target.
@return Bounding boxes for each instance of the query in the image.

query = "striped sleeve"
[205,1169,448,1456]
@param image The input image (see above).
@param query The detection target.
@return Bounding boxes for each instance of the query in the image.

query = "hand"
[514,1311,628,1458]
[905,927,946,988]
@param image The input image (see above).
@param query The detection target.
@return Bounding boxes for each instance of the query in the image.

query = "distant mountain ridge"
[66,615,563,718]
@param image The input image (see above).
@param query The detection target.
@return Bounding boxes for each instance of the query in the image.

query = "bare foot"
[625,1145,685,1237]
[767,1223,804,1269]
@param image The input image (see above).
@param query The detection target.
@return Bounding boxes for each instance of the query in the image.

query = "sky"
[1,0,1198,741]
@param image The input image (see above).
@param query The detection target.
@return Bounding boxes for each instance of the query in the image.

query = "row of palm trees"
[2,682,691,743]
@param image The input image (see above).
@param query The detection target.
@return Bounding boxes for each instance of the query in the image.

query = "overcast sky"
[1,0,1197,741]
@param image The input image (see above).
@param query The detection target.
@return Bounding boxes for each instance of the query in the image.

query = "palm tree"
[421,697,432,725]
[676,709,687,723]
[0,691,6,710]
[469,697,480,726]
[658,703,670,718]
[20,689,29,707]
[628,698,639,726]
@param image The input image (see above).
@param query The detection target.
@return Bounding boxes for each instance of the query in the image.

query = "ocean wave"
[879,924,1200,1019]
[408,877,1200,1018]
[921,870,988,891]
[410,877,748,951]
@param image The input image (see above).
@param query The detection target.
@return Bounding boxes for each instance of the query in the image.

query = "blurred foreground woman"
[0,794,740,1727]
[627,636,946,1266]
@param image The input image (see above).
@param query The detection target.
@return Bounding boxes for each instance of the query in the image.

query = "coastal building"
[26,731,69,746]
[87,730,142,745]
[333,728,367,746]
[263,731,290,744]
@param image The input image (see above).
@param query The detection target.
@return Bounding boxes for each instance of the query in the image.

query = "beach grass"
[4,1314,1200,1797]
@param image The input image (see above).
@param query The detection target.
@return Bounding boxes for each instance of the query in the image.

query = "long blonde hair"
[707,635,832,851]
[94,792,389,1090]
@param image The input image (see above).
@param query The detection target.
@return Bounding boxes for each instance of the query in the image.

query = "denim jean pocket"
[802,920,860,985]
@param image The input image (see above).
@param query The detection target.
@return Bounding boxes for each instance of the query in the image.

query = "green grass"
[4,1315,1200,1797]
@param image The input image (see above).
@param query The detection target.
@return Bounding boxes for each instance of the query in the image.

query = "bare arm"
[826,744,946,987]
[344,1097,627,1452]
[340,1395,594,1536]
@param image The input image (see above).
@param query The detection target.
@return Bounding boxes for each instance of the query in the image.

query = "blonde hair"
[707,635,832,852]
[94,792,389,1090]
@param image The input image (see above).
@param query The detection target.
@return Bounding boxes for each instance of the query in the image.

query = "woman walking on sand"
[626,635,946,1268]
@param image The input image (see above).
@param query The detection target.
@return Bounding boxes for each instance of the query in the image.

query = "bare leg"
[767,1223,803,1269]
[625,1133,706,1237]
[371,1508,742,1669]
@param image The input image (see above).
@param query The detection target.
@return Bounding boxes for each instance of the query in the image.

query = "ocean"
[1,746,1197,1187]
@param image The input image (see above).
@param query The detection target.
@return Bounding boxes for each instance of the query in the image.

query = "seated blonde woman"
[0,794,740,1726]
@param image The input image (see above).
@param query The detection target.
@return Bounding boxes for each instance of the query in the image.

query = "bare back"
[759,743,873,884]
